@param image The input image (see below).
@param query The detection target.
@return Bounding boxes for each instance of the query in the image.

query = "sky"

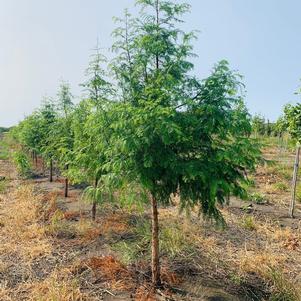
[0,0,301,127]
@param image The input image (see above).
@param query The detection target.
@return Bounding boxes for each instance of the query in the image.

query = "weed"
[240,216,257,231]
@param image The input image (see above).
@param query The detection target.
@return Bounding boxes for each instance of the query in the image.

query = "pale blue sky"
[0,0,301,126]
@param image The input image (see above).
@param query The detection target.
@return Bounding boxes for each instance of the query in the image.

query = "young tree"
[284,102,301,217]
[48,81,74,197]
[16,98,57,181]
[252,114,266,137]
[108,0,261,287]
[69,48,114,219]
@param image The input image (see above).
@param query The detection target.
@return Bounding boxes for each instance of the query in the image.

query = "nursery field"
[1,135,301,301]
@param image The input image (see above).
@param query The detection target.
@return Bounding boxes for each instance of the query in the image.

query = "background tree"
[48,81,74,197]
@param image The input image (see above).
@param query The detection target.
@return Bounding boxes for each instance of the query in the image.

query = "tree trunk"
[91,201,96,221]
[42,159,45,177]
[35,153,38,169]
[64,178,69,198]
[289,146,300,218]
[151,194,161,288]
[64,165,69,198]
[91,178,98,221]
[49,159,53,183]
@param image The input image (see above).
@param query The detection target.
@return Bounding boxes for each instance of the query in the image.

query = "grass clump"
[268,269,301,301]
[240,215,257,231]
[0,179,7,193]
[272,182,289,192]
[113,216,195,265]
[46,210,76,239]
[248,192,266,204]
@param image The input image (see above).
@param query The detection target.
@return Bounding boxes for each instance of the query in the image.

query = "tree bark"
[151,194,161,288]
[64,164,69,198]
[49,159,53,183]
[64,178,69,198]
[91,178,98,221]
[42,159,45,177]
[290,145,300,218]
[35,153,38,169]
[91,201,96,221]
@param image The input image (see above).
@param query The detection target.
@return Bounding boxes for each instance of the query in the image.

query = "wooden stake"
[289,145,300,218]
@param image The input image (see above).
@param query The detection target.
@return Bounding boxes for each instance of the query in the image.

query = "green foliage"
[82,185,105,205]
[283,100,301,144]
[251,114,280,137]
[11,0,261,227]
[12,150,31,177]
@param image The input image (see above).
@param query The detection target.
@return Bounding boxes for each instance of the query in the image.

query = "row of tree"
[251,114,287,137]
[11,0,261,288]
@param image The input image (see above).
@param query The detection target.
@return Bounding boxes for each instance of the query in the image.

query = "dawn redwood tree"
[69,48,114,220]
[37,99,57,182]
[107,0,261,287]
[48,81,74,197]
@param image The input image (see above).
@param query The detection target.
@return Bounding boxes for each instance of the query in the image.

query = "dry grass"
[26,269,88,301]
[0,184,51,260]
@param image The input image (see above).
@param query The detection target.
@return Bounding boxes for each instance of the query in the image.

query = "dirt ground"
[1,137,301,301]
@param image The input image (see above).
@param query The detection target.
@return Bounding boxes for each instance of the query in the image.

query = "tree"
[107,0,261,288]
[284,102,301,217]
[15,98,57,181]
[48,81,74,197]
[252,114,266,137]
[69,48,114,219]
